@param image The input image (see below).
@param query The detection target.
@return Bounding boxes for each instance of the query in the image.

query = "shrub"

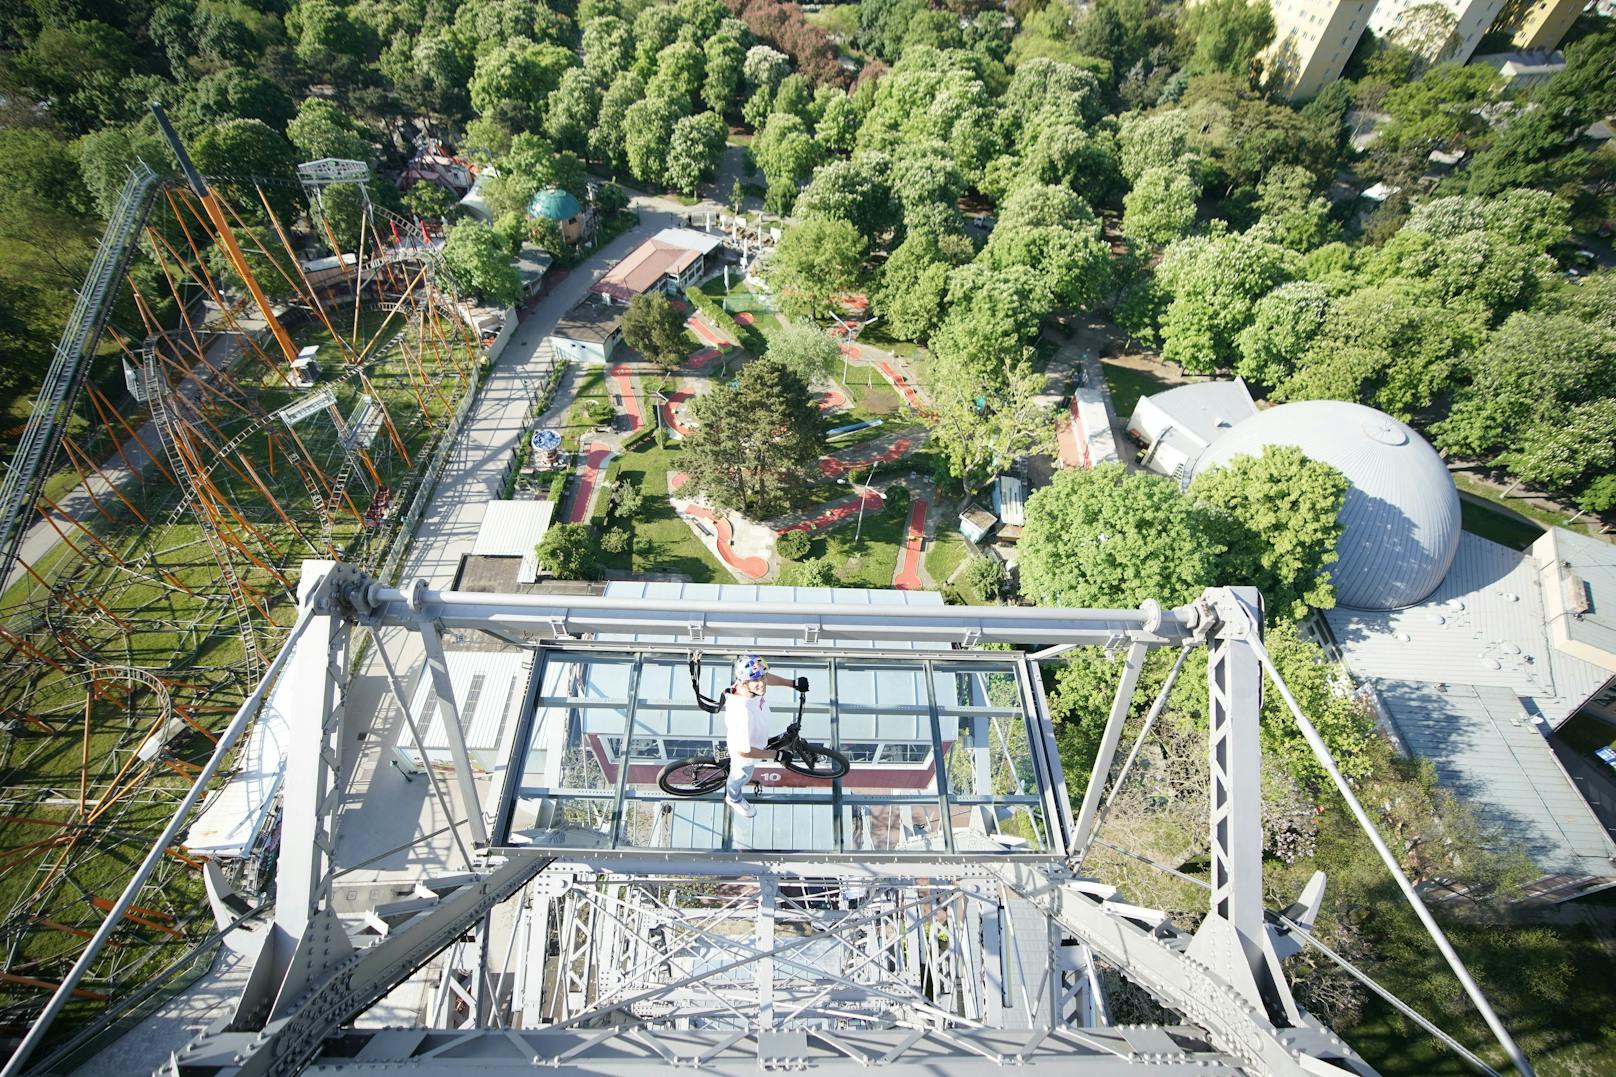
[883,484,911,519]
[601,528,630,554]
[536,522,601,580]
[781,555,838,587]
[965,556,1003,602]
[612,480,644,517]
[584,399,615,426]
[684,286,745,347]
[548,471,568,501]
[776,529,812,560]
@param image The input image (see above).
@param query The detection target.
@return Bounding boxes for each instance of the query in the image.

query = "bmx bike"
[656,685,850,796]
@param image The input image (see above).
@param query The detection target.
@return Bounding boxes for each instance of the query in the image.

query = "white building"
[1368,0,1511,65]
[1266,0,1378,99]
[1126,379,1258,485]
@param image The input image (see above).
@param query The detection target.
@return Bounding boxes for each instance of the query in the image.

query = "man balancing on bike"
[723,655,808,818]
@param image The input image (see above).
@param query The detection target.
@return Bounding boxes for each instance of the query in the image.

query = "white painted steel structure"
[3,566,1538,1077]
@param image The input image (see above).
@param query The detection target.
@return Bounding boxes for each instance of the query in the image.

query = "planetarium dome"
[1191,400,1461,611]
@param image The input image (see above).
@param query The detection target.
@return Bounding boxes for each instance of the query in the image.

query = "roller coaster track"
[0,162,159,590]
[142,358,265,677]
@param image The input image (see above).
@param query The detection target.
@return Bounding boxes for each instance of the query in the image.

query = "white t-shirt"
[724,687,770,758]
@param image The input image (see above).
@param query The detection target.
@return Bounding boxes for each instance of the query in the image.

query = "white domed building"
[1126,384,1616,895]
[1188,400,1462,611]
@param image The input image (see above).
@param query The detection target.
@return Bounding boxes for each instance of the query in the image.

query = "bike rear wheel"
[777,743,850,781]
[657,755,729,796]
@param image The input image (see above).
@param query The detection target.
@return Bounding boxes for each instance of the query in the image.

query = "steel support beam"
[1069,642,1149,857]
[416,613,490,847]
[1185,588,1301,1030]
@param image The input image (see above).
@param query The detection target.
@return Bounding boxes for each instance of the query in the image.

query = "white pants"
[726,757,755,801]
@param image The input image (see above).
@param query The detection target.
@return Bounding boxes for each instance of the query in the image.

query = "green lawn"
[596,440,726,581]
[804,3,858,37]
[560,367,609,451]
[857,323,928,361]
[788,497,907,589]
[1343,919,1616,1076]
[1101,360,1173,421]
[0,300,473,1022]
[924,528,969,588]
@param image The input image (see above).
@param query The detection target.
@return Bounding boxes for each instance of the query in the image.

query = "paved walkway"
[893,495,929,591]
[816,429,922,480]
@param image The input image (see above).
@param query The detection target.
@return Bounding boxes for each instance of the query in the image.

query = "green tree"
[703,34,746,113]
[290,0,380,66]
[1496,399,1616,493]
[876,227,973,341]
[927,351,1054,481]
[1155,229,1292,373]
[965,556,1003,601]
[1235,281,1330,388]
[1180,0,1275,78]
[814,89,860,154]
[666,111,728,195]
[776,529,812,560]
[545,68,601,156]
[179,69,296,134]
[751,112,821,189]
[622,292,689,370]
[192,119,301,224]
[633,5,683,74]
[1276,281,1485,419]
[1019,463,1220,608]
[1123,166,1200,246]
[1190,446,1348,620]
[537,523,602,579]
[582,15,634,83]
[764,319,839,383]
[980,183,1112,311]
[767,217,866,317]
[648,39,705,110]
[286,98,372,162]
[780,555,839,586]
[682,358,824,516]
[1433,311,1615,461]
[744,45,791,93]
[624,96,686,187]
[771,74,814,124]
[792,157,901,238]
[1118,109,1193,183]
[592,70,646,170]
[1254,165,1337,252]
[441,219,521,305]
[471,38,573,133]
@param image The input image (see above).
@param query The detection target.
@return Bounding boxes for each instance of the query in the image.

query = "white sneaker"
[726,795,755,818]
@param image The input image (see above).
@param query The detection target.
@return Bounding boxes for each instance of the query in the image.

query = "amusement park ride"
[0,108,1538,1077]
[0,103,481,1059]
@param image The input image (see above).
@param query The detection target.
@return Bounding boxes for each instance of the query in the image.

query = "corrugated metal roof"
[1324,533,1610,724]
[413,650,535,752]
[1372,680,1616,876]
[473,500,555,583]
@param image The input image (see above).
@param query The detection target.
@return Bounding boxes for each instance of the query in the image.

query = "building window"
[842,742,880,763]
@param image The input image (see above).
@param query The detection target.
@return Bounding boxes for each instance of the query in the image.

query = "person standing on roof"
[724,655,806,818]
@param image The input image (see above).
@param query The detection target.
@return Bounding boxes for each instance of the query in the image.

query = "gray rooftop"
[1133,379,1257,452]
[1542,527,1616,660]
[1373,680,1616,877]
[553,299,624,343]
[1325,533,1611,725]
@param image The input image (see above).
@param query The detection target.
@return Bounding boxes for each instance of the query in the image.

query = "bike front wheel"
[657,756,730,797]
[777,743,850,781]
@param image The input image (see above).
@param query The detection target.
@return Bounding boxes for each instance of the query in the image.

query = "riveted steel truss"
[6,566,1536,1077]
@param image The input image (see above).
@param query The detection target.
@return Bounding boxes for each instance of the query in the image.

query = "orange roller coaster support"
[151,103,299,368]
